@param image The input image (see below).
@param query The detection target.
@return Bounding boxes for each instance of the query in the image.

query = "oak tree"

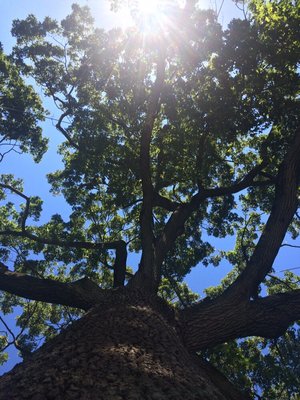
[0,1,299,398]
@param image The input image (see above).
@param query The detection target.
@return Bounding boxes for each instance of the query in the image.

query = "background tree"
[0,0,299,398]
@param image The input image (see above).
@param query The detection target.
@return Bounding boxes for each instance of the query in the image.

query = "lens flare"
[137,0,160,14]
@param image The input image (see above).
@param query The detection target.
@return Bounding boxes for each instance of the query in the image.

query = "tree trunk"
[0,290,246,400]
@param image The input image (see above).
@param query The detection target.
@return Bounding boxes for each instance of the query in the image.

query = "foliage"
[0,45,47,162]
[204,326,300,400]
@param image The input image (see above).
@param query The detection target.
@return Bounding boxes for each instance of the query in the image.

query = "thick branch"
[179,131,300,353]
[180,290,300,352]
[0,265,104,311]
[136,53,166,291]
[226,129,300,299]
[113,240,127,288]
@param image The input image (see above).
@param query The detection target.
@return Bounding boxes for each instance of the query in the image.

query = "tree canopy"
[0,0,300,398]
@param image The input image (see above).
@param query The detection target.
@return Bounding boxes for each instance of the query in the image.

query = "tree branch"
[153,192,181,211]
[155,163,272,268]
[0,183,31,232]
[0,183,27,201]
[281,243,300,249]
[55,111,79,150]
[113,240,127,288]
[0,225,128,287]
[0,227,125,251]
[225,129,300,299]
[134,52,166,291]
[180,290,300,352]
[0,264,105,310]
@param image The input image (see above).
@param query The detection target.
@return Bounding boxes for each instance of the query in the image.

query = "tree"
[0,0,299,398]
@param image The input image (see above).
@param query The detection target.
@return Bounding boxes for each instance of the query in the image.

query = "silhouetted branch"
[226,129,300,299]
[56,111,79,150]
[155,162,272,268]
[0,265,105,310]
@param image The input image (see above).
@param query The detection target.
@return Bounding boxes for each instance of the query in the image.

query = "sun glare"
[114,0,166,32]
[132,0,165,33]
[137,0,160,15]
[113,0,186,35]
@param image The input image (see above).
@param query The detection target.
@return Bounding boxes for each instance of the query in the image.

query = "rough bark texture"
[180,291,300,351]
[0,290,247,400]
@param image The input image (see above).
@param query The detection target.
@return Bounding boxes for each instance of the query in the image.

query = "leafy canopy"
[0,45,47,162]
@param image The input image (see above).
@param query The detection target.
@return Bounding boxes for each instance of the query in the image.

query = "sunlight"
[131,0,165,33]
[109,0,188,39]
[137,0,160,15]
[113,0,168,32]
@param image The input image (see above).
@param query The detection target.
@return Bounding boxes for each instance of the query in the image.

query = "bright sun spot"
[114,0,169,32]
[131,0,166,33]
[112,0,186,34]
[137,0,160,15]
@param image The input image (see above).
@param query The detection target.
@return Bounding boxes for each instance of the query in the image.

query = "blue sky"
[0,0,299,374]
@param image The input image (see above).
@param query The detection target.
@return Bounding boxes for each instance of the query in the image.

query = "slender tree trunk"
[0,290,246,400]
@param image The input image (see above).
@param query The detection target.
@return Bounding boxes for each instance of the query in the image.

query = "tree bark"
[0,289,249,400]
[180,290,300,351]
[1,266,300,352]
[0,267,104,311]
